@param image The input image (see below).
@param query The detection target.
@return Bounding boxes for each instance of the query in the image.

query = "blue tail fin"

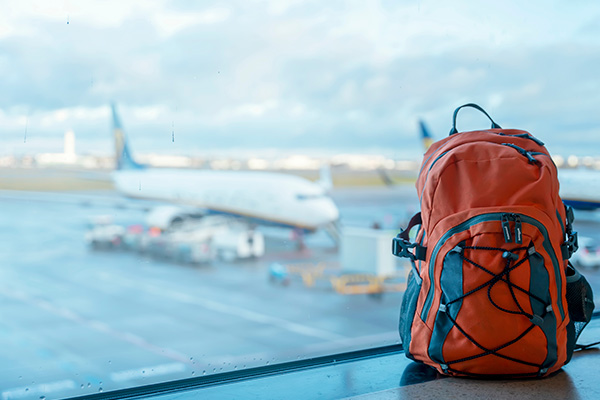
[419,120,434,151]
[111,103,145,170]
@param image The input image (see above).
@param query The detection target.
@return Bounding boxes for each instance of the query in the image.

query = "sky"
[1,0,600,157]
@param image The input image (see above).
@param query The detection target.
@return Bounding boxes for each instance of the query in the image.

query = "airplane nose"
[322,197,340,222]
[294,195,340,229]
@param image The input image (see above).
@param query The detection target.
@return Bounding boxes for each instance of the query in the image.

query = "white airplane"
[110,104,340,242]
[558,169,600,211]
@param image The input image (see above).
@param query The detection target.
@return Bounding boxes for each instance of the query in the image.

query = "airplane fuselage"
[112,168,340,231]
[559,169,600,211]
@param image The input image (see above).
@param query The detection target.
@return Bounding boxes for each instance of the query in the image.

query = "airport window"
[2,1,600,399]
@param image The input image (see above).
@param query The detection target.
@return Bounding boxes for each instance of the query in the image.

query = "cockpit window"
[296,193,324,200]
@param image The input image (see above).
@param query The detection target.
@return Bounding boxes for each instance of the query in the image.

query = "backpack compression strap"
[392,212,427,261]
[392,213,427,286]
[437,244,553,377]
[561,205,579,260]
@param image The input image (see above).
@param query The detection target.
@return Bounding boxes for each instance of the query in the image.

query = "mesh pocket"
[566,263,595,324]
[399,269,422,358]
[565,263,595,360]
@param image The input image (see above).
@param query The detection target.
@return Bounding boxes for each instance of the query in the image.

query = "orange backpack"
[393,104,594,377]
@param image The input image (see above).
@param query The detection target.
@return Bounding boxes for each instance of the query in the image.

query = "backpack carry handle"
[449,103,502,135]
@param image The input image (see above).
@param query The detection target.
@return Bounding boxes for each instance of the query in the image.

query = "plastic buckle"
[502,251,519,261]
[565,231,579,257]
[450,245,463,254]
[530,314,544,326]
[392,235,417,260]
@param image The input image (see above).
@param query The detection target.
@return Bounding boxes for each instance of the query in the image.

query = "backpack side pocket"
[565,263,595,363]
[400,269,423,360]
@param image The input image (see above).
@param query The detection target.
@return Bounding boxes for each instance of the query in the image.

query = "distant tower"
[64,130,76,156]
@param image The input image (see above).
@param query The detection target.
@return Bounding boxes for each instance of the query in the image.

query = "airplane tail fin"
[419,120,434,151]
[376,120,434,187]
[317,163,333,193]
[111,103,145,170]
[376,168,394,187]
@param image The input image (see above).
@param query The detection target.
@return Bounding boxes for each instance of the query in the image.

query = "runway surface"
[0,186,417,399]
[0,185,599,400]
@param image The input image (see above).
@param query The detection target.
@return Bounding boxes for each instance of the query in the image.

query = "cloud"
[152,8,232,38]
[1,0,600,155]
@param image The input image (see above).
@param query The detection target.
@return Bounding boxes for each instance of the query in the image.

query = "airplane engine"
[146,205,200,230]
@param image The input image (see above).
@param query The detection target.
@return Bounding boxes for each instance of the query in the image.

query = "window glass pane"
[1,1,600,398]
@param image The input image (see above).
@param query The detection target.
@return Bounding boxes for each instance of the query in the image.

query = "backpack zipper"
[420,142,547,209]
[501,213,523,244]
[495,132,545,146]
[502,143,540,164]
[514,214,523,244]
[501,213,512,243]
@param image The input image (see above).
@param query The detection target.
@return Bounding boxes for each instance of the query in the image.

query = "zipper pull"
[513,214,522,244]
[524,151,538,164]
[502,143,539,164]
[502,213,513,243]
[496,132,545,146]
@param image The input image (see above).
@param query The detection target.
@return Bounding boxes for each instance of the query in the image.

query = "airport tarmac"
[0,185,416,399]
[0,185,599,400]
